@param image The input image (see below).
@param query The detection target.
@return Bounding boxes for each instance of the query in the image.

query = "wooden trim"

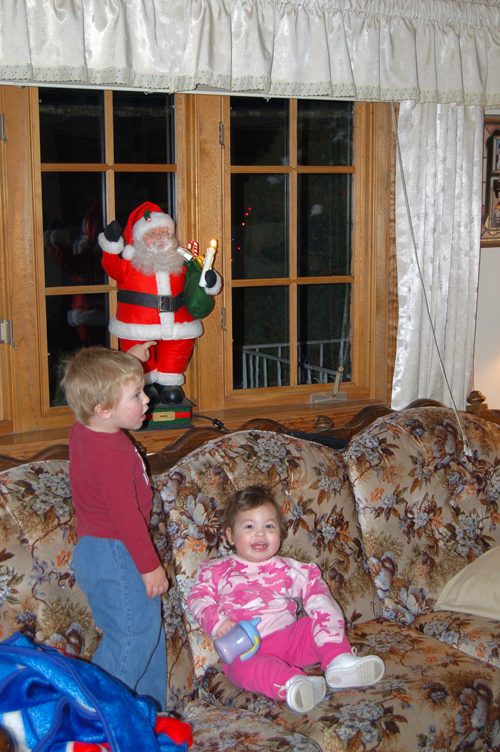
[187,95,225,412]
[3,86,42,433]
[229,166,354,174]
[0,398,447,475]
[0,86,13,428]
[231,277,355,287]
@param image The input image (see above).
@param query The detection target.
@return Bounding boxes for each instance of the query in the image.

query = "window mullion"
[289,99,298,386]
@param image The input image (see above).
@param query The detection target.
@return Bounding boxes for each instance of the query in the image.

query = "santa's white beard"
[131,237,185,276]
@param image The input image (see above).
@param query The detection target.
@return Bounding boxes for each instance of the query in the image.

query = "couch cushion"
[155,430,381,680]
[412,610,500,668]
[199,619,500,751]
[345,407,500,627]
[183,699,322,751]
[0,461,100,659]
[435,545,500,620]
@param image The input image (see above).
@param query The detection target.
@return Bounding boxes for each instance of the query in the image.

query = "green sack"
[183,259,215,319]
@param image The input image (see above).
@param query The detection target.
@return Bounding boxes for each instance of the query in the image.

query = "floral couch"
[2,405,500,751]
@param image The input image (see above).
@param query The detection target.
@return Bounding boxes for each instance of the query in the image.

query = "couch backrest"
[0,460,100,658]
[345,406,500,625]
[156,429,381,679]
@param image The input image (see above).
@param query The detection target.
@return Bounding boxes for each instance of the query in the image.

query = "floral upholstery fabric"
[158,420,500,751]
[199,619,500,751]
[345,407,500,667]
[156,429,381,691]
[3,410,500,751]
[184,699,322,751]
[0,461,99,658]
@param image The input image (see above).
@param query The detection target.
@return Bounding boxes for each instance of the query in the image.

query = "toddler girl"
[187,485,385,714]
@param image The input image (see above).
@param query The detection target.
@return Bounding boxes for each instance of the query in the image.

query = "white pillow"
[435,546,500,621]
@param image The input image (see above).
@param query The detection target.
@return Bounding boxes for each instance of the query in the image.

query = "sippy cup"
[213,617,262,664]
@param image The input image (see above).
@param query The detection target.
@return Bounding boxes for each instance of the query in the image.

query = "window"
[227,98,354,394]
[0,88,395,438]
[39,88,175,408]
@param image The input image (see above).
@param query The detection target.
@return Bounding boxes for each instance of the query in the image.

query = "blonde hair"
[61,347,144,425]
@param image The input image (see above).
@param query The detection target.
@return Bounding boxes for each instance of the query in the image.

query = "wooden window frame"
[0,87,396,442]
[181,95,397,413]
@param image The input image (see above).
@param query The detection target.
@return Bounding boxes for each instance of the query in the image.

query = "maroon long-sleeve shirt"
[68,422,159,574]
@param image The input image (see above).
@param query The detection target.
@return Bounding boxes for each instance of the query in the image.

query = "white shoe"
[325,649,385,689]
[283,675,326,714]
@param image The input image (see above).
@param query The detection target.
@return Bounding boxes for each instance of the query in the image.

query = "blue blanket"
[0,633,189,752]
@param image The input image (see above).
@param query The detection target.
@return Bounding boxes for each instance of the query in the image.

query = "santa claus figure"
[99,202,221,405]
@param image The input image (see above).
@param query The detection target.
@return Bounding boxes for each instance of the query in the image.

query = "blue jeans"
[72,536,167,709]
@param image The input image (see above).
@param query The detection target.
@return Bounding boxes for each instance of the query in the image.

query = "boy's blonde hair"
[61,347,144,425]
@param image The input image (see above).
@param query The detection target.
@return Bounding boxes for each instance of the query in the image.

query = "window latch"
[0,319,17,349]
[0,114,7,143]
[219,122,225,148]
[221,306,227,333]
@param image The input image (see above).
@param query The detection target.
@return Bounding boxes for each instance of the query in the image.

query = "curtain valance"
[1,1,500,104]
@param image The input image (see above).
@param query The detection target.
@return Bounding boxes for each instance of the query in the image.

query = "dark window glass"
[47,293,109,406]
[42,173,106,287]
[297,283,351,385]
[113,92,175,164]
[230,98,288,166]
[114,172,176,229]
[39,89,104,163]
[231,174,289,280]
[233,286,289,389]
[297,100,353,166]
[297,174,352,277]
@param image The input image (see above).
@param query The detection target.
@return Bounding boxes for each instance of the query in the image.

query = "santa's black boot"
[144,384,161,407]
[159,385,184,405]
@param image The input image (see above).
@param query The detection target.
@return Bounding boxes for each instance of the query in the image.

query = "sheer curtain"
[391,101,484,410]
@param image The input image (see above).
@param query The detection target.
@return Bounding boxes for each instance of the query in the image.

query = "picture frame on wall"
[493,136,500,174]
[481,120,500,245]
[490,178,500,228]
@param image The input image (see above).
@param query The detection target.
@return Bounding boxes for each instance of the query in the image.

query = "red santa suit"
[99,202,221,387]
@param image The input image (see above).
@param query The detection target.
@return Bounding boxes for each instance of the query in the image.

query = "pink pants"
[224,616,351,700]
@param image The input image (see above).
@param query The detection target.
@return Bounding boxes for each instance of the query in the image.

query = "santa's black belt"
[117,289,185,313]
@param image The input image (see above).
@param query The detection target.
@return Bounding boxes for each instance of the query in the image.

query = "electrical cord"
[194,414,229,432]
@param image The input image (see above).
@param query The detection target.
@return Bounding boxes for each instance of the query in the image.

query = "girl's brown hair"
[221,485,288,541]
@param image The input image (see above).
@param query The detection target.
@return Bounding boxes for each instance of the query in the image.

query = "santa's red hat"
[121,202,176,260]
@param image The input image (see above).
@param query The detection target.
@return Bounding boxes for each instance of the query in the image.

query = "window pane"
[42,174,106,287]
[297,284,351,385]
[113,92,175,164]
[297,100,353,166]
[115,173,176,229]
[233,286,289,389]
[298,174,352,277]
[230,97,288,166]
[231,174,289,280]
[47,294,110,406]
[39,89,104,164]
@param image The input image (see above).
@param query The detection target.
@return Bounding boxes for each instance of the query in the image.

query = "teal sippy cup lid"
[238,617,261,661]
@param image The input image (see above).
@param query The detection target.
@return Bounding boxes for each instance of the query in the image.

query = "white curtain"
[0,1,499,105]
[391,101,484,410]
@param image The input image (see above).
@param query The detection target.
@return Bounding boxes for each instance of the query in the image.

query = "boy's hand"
[128,341,157,363]
[142,565,169,598]
[216,618,236,638]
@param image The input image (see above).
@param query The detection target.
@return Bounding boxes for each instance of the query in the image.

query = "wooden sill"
[0,398,386,460]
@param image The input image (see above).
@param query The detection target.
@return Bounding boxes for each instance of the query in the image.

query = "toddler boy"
[62,346,168,709]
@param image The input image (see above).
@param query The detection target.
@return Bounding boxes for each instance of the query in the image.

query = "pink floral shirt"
[187,554,345,645]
